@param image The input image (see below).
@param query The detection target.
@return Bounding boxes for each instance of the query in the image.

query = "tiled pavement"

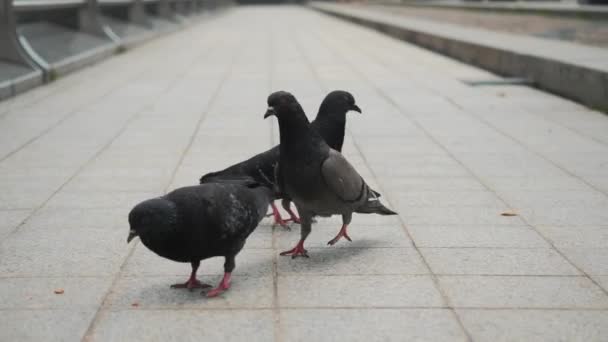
[1,6,608,341]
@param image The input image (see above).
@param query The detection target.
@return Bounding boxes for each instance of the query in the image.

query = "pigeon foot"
[171,278,212,290]
[271,202,291,229]
[285,208,301,224]
[327,224,352,246]
[280,240,309,258]
[206,272,232,297]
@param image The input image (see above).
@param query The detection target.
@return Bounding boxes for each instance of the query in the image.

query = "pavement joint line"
[2,306,608,312]
[294,26,474,342]
[314,20,608,298]
[267,24,284,342]
[80,31,247,341]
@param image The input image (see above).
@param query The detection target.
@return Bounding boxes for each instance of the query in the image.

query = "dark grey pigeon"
[127,178,273,297]
[264,91,397,258]
[199,90,361,228]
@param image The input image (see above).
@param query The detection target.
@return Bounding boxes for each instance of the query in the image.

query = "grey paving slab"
[106,275,273,309]
[277,247,427,275]
[124,245,273,277]
[279,275,444,308]
[439,276,608,308]
[280,308,467,341]
[560,248,608,275]
[0,209,31,240]
[0,225,129,277]
[596,276,608,291]
[276,224,412,249]
[0,309,98,342]
[421,248,580,276]
[397,206,524,225]
[0,277,112,309]
[89,310,275,342]
[408,224,550,248]
[459,309,608,342]
[537,226,608,248]
[390,190,504,208]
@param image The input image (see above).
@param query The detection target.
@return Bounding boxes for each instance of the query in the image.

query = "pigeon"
[199,90,361,228]
[264,91,397,258]
[127,178,273,297]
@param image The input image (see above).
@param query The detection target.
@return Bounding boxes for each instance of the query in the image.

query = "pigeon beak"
[127,230,138,243]
[264,106,276,119]
[351,104,362,114]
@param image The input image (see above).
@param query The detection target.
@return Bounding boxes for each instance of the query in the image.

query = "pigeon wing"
[320,149,365,203]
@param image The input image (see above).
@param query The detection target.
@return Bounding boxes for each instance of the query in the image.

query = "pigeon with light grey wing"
[264,91,397,258]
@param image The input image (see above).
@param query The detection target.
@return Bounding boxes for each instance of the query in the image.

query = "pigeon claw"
[285,216,301,224]
[271,202,291,230]
[327,225,352,246]
[205,272,231,298]
[285,208,301,224]
[280,240,309,258]
[170,278,212,291]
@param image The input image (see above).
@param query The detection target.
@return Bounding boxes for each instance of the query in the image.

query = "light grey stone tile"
[390,190,504,207]
[517,207,608,226]
[439,276,608,308]
[498,190,608,209]
[281,308,467,341]
[0,209,31,240]
[560,248,608,275]
[399,206,524,225]
[0,277,112,309]
[106,275,273,309]
[421,248,579,275]
[537,226,608,248]
[483,176,591,191]
[45,191,158,209]
[90,309,274,342]
[276,224,412,248]
[455,152,567,178]
[0,225,128,277]
[408,224,549,248]
[0,309,96,342]
[277,247,427,275]
[23,207,126,230]
[278,275,444,308]
[595,276,608,291]
[382,177,486,192]
[458,309,608,342]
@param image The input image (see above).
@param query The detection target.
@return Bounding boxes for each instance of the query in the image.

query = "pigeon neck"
[277,110,318,152]
[313,112,346,152]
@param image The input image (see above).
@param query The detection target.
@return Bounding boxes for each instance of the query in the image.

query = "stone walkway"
[1,5,608,341]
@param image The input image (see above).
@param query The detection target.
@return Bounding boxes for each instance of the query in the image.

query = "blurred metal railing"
[0,0,232,100]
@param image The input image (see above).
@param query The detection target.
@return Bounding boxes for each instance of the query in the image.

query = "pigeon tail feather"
[356,199,398,216]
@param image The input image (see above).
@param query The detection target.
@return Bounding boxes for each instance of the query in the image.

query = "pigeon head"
[127,198,178,244]
[318,90,361,119]
[264,91,304,119]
